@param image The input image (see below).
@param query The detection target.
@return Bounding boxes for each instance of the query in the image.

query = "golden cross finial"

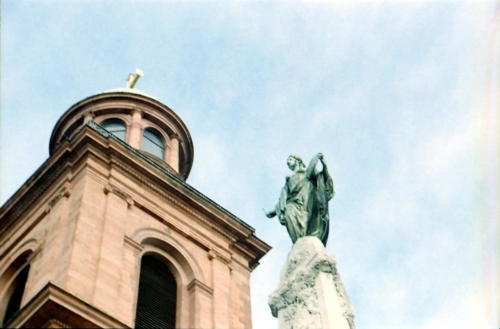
[126,68,144,89]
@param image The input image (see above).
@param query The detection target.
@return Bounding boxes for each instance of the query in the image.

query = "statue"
[266,153,355,329]
[266,153,334,246]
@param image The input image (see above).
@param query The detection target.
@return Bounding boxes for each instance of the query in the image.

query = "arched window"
[2,265,30,326]
[142,128,165,159]
[101,118,127,141]
[135,254,176,329]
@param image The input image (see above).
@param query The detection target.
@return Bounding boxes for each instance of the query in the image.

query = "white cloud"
[2,1,497,328]
[339,101,497,327]
[420,289,494,329]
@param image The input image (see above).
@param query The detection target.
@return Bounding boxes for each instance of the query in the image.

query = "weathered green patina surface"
[267,153,334,246]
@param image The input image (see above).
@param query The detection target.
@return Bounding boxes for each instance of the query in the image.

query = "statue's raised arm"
[266,153,334,246]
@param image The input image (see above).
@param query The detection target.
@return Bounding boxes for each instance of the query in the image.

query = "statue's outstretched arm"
[319,156,335,200]
[320,156,329,175]
[306,153,322,179]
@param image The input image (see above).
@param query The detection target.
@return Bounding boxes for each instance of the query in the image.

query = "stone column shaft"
[167,136,179,172]
[128,110,142,149]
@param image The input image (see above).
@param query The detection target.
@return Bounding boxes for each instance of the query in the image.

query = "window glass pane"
[143,129,163,147]
[142,128,164,159]
[101,119,126,141]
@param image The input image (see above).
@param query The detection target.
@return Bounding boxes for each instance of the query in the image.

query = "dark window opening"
[3,265,30,325]
[135,254,176,329]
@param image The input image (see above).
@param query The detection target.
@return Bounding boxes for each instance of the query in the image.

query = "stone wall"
[0,130,270,328]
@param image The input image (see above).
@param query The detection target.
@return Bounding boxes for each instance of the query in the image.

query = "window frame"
[2,264,30,326]
[100,118,128,142]
[141,127,166,160]
[134,253,177,329]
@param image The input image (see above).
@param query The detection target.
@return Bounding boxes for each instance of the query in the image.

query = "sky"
[1,1,498,328]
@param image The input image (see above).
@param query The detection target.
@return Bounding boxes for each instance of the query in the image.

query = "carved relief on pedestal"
[269,237,355,329]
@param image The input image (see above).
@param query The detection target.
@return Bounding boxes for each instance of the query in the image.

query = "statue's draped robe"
[277,168,334,246]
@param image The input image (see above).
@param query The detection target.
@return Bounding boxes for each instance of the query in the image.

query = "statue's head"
[287,155,306,172]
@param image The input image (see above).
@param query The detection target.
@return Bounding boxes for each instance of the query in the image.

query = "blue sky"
[1,1,498,328]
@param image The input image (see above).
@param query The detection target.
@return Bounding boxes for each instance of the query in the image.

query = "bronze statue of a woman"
[266,153,334,246]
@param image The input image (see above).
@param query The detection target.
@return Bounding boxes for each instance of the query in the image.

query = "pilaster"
[128,109,142,149]
[168,135,180,172]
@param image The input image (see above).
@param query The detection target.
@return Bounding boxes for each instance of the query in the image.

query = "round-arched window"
[101,118,127,141]
[142,128,165,159]
[2,265,30,326]
[135,254,176,328]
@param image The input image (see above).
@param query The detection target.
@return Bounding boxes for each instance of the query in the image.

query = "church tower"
[0,75,271,328]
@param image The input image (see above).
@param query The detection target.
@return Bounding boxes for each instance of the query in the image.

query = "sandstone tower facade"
[0,86,271,328]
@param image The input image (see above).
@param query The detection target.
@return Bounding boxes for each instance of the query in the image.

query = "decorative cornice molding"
[5,282,129,328]
[1,125,271,267]
[1,162,68,230]
[103,183,134,208]
[187,278,213,296]
[48,182,71,209]
[124,235,143,252]
[207,248,232,266]
[111,158,238,244]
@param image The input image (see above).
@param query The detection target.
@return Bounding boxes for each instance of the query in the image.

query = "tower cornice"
[1,122,271,268]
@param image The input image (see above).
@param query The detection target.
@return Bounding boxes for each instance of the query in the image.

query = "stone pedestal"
[269,237,355,329]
